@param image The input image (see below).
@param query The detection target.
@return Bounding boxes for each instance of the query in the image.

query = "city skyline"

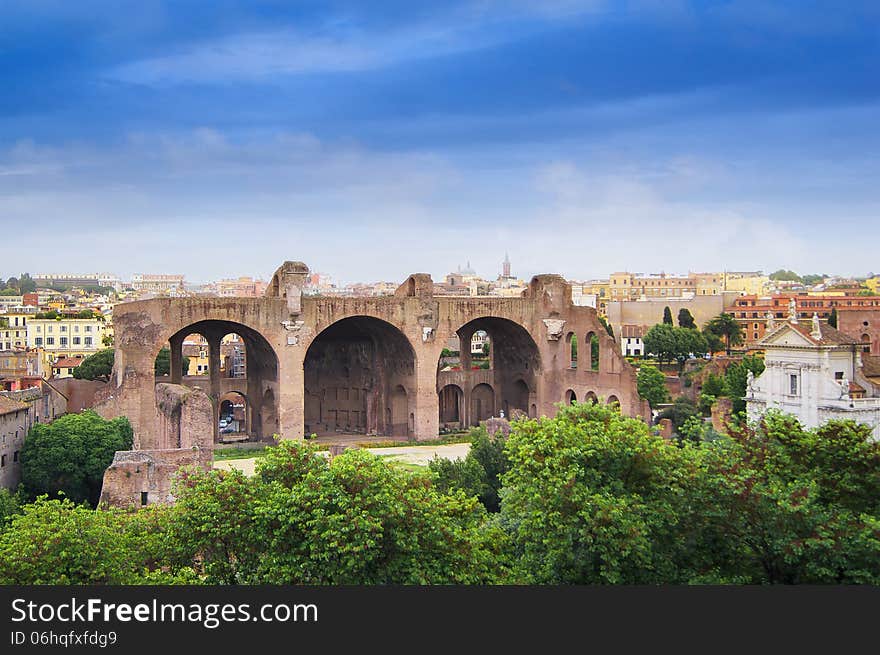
[2,2,878,281]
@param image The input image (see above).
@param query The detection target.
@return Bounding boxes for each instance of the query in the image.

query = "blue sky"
[1,1,878,284]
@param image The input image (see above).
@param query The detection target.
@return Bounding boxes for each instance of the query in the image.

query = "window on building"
[47,326,53,333]
[74,325,79,333]
[84,337,93,346]
[60,337,68,346]
[35,337,43,346]
[73,337,81,345]
[36,326,41,333]
[46,337,54,345]
[60,325,67,332]
[13,451,18,463]
[1,454,5,467]
[790,375,799,395]
[835,372,844,380]
[85,326,92,333]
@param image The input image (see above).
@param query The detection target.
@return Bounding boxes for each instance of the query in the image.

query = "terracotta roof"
[761,320,860,347]
[863,355,880,378]
[0,395,29,416]
[53,357,85,369]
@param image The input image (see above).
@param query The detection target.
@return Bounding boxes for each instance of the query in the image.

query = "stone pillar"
[414,345,440,441]
[278,344,304,441]
[169,333,184,384]
[207,333,222,442]
[458,326,475,372]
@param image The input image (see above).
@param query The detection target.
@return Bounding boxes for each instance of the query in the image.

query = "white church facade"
[746,300,880,440]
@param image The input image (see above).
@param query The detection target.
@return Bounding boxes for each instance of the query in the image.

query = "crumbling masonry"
[96,261,649,506]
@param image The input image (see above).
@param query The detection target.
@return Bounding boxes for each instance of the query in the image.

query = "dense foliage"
[636,365,670,409]
[73,348,115,380]
[3,405,880,585]
[20,411,133,507]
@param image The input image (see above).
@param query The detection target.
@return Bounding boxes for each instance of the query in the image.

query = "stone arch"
[862,333,872,353]
[567,332,577,369]
[530,403,537,418]
[471,383,495,426]
[164,319,280,443]
[584,391,598,404]
[303,316,416,437]
[218,390,249,441]
[607,394,620,408]
[443,316,540,424]
[565,389,577,405]
[439,384,464,428]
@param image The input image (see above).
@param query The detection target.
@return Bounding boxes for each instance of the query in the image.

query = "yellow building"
[723,272,770,296]
[0,311,33,351]
[26,312,109,363]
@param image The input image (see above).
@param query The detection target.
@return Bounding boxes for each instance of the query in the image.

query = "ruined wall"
[105,262,649,455]
[98,384,213,507]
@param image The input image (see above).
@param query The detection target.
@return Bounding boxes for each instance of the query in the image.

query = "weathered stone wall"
[98,384,213,507]
[98,261,650,506]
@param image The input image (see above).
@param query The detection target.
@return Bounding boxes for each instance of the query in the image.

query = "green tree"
[643,324,707,373]
[695,412,880,583]
[73,348,115,381]
[154,347,190,377]
[724,354,765,414]
[705,313,744,355]
[678,308,696,329]
[637,365,670,409]
[643,323,676,367]
[663,306,673,325]
[20,411,133,507]
[500,401,706,584]
[17,273,36,294]
[5,277,18,291]
[166,442,507,584]
[0,497,182,584]
[656,396,700,436]
[482,341,490,356]
[802,274,827,286]
[698,372,726,415]
[828,307,838,328]
[598,315,614,339]
[769,269,803,282]
[0,489,23,531]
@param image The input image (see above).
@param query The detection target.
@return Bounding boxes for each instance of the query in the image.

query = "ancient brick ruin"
[96,261,649,506]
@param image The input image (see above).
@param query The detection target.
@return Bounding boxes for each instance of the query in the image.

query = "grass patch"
[213,445,269,460]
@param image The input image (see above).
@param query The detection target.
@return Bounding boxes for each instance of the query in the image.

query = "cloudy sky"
[2,1,878,284]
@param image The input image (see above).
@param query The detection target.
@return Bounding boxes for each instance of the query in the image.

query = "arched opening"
[584,391,598,404]
[565,389,577,405]
[587,331,600,371]
[530,403,537,418]
[568,332,577,369]
[439,384,464,429]
[607,394,620,409]
[218,391,248,441]
[303,316,416,437]
[862,333,872,354]
[162,320,279,442]
[510,379,530,418]
[471,383,495,426]
[437,316,541,428]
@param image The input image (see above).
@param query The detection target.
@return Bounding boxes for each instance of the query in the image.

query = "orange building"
[726,293,880,349]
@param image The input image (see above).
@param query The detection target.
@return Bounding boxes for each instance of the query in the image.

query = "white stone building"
[746,305,880,440]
